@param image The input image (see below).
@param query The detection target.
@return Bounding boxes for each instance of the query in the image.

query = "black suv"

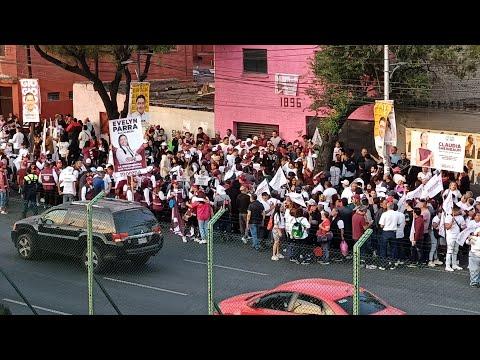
[11,199,164,273]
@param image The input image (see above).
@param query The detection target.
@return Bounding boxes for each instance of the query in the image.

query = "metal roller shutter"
[235,122,279,141]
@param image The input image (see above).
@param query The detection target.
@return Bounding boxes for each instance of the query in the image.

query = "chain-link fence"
[352,229,479,315]
[2,190,479,315]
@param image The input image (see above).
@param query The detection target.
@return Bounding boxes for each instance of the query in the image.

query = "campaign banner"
[410,130,466,173]
[109,117,146,176]
[20,78,41,123]
[405,184,424,200]
[128,82,150,130]
[407,127,480,183]
[373,100,395,158]
[421,173,444,199]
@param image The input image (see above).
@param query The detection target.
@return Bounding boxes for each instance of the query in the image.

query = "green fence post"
[86,191,106,315]
[352,228,373,316]
[207,207,226,315]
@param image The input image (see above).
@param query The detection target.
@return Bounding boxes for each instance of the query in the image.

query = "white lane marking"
[428,303,480,314]
[2,298,71,315]
[183,259,269,276]
[103,277,188,296]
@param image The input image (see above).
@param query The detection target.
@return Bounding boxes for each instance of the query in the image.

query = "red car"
[218,278,405,315]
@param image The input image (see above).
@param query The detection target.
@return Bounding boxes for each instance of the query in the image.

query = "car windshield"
[113,208,158,234]
[335,291,387,315]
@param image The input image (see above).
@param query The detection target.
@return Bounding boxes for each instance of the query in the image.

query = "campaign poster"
[410,130,466,173]
[128,82,150,131]
[20,78,41,123]
[373,100,395,158]
[109,117,147,176]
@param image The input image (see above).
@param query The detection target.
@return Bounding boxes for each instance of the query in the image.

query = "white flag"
[422,174,443,199]
[312,127,322,146]
[442,191,454,215]
[255,179,270,197]
[286,192,306,208]
[405,184,424,200]
[457,227,474,246]
[269,167,288,191]
[397,194,407,213]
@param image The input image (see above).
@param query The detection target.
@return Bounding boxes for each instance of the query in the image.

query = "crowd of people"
[0,112,479,288]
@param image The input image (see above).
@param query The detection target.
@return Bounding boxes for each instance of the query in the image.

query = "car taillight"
[112,232,129,242]
[152,225,162,234]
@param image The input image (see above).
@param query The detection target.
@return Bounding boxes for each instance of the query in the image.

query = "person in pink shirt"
[187,193,213,244]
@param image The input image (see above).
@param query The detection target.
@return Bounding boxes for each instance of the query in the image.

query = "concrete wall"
[73,82,213,141]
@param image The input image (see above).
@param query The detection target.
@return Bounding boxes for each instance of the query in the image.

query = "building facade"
[214,45,322,142]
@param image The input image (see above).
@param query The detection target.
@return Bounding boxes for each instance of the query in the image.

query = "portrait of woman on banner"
[384,112,396,146]
[415,131,434,168]
[113,134,146,167]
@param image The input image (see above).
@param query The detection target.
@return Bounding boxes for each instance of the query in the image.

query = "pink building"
[214,45,321,142]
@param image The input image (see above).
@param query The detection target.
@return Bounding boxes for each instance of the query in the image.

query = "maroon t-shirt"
[352,212,367,241]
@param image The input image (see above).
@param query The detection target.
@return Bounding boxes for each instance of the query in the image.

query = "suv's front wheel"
[82,246,106,274]
[16,233,37,260]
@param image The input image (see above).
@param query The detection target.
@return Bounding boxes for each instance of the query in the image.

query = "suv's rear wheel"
[17,233,37,260]
[131,255,151,266]
[82,246,105,274]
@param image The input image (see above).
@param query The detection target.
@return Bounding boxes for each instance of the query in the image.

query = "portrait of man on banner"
[20,78,41,123]
[373,100,394,159]
[128,82,150,132]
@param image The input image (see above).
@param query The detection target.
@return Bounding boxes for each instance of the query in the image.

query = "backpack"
[291,218,305,239]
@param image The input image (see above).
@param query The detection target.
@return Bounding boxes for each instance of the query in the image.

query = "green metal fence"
[207,207,227,315]
[86,191,106,315]
[352,228,373,316]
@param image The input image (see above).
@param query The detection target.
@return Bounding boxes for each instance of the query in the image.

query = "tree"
[33,45,175,120]
[306,45,480,169]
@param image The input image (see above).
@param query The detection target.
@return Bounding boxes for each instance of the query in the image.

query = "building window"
[0,46,5,57]
[68,91,73,100]
[243,49,267,74]
[47,92,60,101]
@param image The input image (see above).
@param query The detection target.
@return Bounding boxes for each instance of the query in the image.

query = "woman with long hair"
[271,203,285,261]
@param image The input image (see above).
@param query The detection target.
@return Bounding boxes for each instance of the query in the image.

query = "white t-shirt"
[312,183,324,195]
[379,210,400,231]
[341,187,354,202]
[395,211,406,238]
[444,214,465,239]
[59,167,78,196]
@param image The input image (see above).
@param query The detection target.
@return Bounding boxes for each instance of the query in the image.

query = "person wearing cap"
[22,166,39,218]
[92,167,106,197]
[340,179,354,203]
[352,205,372,256]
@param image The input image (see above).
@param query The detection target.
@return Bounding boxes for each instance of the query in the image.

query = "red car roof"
[274,278,361,301]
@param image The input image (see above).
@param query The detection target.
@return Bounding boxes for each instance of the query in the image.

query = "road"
[1,198,479,315]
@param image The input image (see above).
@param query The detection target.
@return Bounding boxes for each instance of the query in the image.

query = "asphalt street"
[1,198,479,315]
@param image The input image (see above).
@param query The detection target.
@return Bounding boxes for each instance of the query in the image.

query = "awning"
[348,103,374,122]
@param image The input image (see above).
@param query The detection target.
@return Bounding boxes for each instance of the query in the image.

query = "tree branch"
[139,53,152,82]
[33,45,86,77]
[121,66,132,118]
